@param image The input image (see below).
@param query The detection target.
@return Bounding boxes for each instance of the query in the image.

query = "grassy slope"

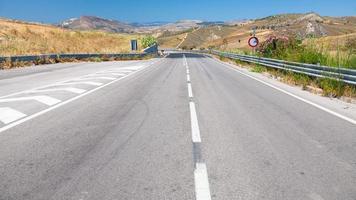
[159,14,356,51]
[157,32,187,48]
[0,19,142,56]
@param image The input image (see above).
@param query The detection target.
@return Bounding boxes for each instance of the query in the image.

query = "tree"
[141,36,157,48]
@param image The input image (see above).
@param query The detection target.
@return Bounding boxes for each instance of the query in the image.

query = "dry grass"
[157,32,187,48]
[0,19,143,56]
[303,33,356,52]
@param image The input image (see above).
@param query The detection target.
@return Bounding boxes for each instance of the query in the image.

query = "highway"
[0,53,356,200]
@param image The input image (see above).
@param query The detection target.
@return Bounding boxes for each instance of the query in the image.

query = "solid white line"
[0,107,27,124]
[187,69,190,74]
[27,88,86,94]
[0,58,165,133]
[194,163,212,200]
[54,81,103,86]
[0,96,61,106]
[188,83,194,98]
[76,77,116,81]
[189,102,202,143]
[187,74,191,82]
[213,58,356,125]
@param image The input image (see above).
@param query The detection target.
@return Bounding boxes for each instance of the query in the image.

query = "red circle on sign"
[248,37,259,48]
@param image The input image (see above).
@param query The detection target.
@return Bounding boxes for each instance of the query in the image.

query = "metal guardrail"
[0,53,149,63]
[189,50,356,85]
[0,45,159,64]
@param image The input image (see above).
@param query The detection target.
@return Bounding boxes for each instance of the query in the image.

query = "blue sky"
[0,0,355,23]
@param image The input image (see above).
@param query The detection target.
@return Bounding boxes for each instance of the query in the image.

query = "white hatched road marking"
[194,163,212,200]
[27,88,86,94]
[0,107,27,124]
[54,81,103,86]
[0,59,164,133]
[0,96,61,106]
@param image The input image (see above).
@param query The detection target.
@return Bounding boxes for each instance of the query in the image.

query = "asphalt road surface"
[0,53,355,200]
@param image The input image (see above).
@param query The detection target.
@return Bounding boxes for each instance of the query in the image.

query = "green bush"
[141,36,157,48]
[318,78,345,97]
[251,65,266,73]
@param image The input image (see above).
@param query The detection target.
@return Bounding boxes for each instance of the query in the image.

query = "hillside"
[158,13,356,51]
[0,18,142,56]
[60,16,136,33]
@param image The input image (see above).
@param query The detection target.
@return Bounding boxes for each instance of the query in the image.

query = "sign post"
[248,28,259,54]
[131,39,138,51]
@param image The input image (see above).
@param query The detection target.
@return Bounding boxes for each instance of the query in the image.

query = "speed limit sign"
[248,37,259,48]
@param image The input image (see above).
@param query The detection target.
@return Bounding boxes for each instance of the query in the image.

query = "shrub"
[141,35,157,48]
[257,35,355,69]
[318,78,345,97]
[251,65,266,73]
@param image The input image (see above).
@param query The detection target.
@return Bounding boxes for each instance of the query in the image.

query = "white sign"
[248,37,259,48]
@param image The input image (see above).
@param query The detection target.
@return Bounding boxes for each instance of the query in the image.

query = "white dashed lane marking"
[0,107,27,124]
[189,102,201,143]
[194,163,212,200]
[188,83,194,98]
[184,54,212,200]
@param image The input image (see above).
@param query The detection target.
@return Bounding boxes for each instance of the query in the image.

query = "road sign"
[131,39,138,51]
[248,37,259,48]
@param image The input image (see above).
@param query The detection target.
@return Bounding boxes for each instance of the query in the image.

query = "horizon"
[1,11,355,25]
[0,0,355,24]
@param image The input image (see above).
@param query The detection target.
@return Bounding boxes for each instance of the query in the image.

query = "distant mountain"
[60,16,228,33]
[60,16,136,33]
[130,21,170,27]
[158,12,356,50]
[59,13,356,38]
[252,12,356,37]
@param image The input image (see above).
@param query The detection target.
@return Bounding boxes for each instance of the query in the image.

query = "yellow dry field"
[303,33,356,52]
[157,33,187,48]
[0,19,142,56]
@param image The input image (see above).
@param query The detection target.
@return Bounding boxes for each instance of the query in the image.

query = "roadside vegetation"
[217,34,356,100]
[141,35,157,48]
[219,55,356,100]
[0,19,160,69]
[256,35,356,69]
